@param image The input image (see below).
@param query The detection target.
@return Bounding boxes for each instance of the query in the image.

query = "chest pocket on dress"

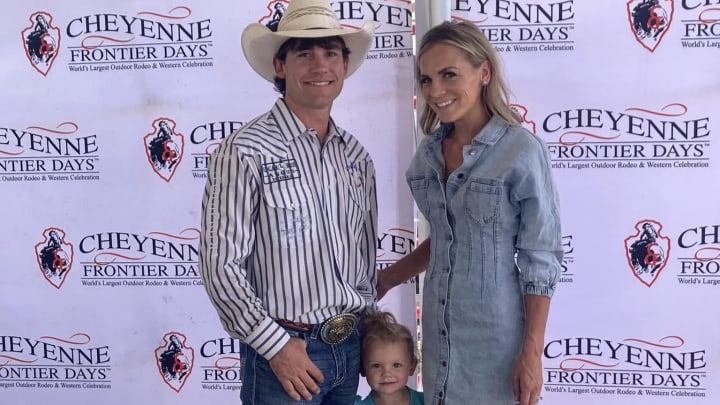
[262,181,314,248]
[408,176,431,218]
[463,178,502,225]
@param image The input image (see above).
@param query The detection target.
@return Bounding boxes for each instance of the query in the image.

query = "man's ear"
[273,56,285,78]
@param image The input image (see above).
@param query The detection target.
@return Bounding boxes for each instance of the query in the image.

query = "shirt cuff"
[244,317,291,360]
[523,283,556,298]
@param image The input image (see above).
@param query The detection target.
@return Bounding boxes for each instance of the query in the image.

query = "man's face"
[273,41,348,113]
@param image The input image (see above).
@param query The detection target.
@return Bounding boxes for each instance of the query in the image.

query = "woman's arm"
[376,238,430,300]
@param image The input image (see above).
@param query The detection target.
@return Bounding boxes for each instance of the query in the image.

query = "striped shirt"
[199,99,378,360]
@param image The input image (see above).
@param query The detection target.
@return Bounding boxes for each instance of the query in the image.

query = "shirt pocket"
[408,175,439,280]
[344,183,367,239]
[262,181,314,248]
[408,175,431,218]
[463,178,502,225]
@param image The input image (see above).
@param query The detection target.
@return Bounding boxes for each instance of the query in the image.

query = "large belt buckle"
[319,313,357,344]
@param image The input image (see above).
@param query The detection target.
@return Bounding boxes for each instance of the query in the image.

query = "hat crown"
[277,0,341,32]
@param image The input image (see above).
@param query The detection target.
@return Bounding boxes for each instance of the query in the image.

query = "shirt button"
[441,330,447,336]
[469,149,476,155]
[440,299,446,305]
[442,361,447,367]
[457,173,464,179]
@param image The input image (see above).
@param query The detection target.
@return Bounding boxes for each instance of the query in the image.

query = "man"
[199,1,377,403]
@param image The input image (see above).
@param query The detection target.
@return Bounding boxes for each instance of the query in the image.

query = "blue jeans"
[240,323,361,405]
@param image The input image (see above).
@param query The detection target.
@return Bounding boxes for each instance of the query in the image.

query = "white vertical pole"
[413,0,450,245]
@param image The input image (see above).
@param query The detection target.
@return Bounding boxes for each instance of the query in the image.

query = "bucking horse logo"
[625,219,671,287]
[35,228,74,289]
[144,118,185,182]
[156,332,194,392]
[627,0,674,52]
[22,12,61,76]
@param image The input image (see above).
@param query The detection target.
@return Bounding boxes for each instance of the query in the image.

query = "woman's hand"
[511,349,543,405]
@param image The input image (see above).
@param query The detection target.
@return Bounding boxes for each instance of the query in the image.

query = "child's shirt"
[354,386,424,405]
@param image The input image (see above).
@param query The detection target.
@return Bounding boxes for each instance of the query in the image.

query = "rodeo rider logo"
[144,118,185,182]
[627,0,674,52]
[510,104,538,135]
[35,228,74,289]
[625,219,672,287]
[156,332,194,393]
[22,12,61,76]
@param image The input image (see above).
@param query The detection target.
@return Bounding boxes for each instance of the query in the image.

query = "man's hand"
[268,338,324,401]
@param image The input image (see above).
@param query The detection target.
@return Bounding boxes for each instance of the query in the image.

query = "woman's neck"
[450,109,491,144]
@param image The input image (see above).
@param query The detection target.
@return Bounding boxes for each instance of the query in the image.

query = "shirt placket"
[426,141,452,403]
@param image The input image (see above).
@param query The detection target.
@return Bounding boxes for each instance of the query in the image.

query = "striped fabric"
[199,99,378,359]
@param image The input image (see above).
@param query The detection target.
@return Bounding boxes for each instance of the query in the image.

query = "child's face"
[363,340,417,396]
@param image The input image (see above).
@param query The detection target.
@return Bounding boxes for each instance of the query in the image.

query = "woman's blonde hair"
[417,21,520,135]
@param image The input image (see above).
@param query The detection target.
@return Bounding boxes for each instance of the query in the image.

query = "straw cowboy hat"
[241,0,374,82]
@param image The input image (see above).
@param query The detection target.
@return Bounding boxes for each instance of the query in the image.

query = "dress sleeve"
[512,136,563,297]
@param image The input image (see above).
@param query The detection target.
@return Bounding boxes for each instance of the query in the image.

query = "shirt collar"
[270,98,347,144]
[433,115,509,146]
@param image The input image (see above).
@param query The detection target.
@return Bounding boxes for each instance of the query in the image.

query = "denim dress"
[406,116,562,405]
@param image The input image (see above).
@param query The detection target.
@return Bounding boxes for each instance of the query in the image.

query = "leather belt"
[276,313,359,345]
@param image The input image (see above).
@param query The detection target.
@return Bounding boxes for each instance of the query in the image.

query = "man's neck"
[283,98,332,143]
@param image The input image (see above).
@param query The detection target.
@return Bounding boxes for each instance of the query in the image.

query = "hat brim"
[241,21,374,83]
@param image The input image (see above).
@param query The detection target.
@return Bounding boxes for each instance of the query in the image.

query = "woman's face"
[418,43,489,126]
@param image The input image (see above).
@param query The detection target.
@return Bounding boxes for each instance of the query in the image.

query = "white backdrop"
[449,1,719,404]
[1,0,416,403]
[2,1,719,404]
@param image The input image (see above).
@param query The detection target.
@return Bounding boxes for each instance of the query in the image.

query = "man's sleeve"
[199,140,290,359]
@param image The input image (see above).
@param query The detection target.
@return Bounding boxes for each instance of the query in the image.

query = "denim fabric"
[406,116,562,405]
[241,323,361,405]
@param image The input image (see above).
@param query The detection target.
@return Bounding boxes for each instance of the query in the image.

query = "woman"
[379,21,562,405]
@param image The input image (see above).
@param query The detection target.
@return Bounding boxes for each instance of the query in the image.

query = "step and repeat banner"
[2,1,719,404]
[0,0,417,404]
[449,1,719,404]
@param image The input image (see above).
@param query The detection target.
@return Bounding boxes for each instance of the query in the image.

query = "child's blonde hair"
[360,309,417,375]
